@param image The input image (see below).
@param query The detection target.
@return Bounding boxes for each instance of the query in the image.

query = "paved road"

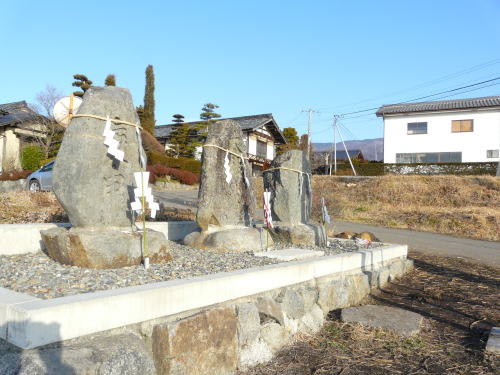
[335,220,500,267]
[154,189,500,266]
[154,190,197,211]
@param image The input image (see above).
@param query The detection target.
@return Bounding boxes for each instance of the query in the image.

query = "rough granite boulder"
[41,226,172,268]
[264,149,326,246]
[41,86,171,268]
[185,119,263,252]
[152,307,238,375]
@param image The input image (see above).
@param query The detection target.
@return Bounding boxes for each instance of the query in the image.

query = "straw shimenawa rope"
[202,144,249,159]
[70,113,143,129]
[264,166,311,175]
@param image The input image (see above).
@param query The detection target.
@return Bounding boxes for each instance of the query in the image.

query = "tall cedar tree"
[104,74,116,86]
[172,114,185,123]
[142,65,156,135]
[277,127,300,155]
[72,74,92,97]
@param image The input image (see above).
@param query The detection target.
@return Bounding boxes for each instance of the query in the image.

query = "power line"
[336,76,500,117]
[316,57,500,112]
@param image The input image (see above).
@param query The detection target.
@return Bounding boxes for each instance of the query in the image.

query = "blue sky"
[1,0,499,142]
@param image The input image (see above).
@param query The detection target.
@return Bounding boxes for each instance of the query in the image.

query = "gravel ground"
[0,239,380,300]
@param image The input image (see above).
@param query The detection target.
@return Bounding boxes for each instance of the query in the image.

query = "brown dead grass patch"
[241,251,500,375]
[0,192,67,223]
[312,175,500,241]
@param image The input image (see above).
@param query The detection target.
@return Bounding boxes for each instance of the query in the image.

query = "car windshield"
[41,162,54,172]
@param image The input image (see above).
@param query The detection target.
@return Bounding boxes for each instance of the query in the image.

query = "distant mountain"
[313,138,384,161]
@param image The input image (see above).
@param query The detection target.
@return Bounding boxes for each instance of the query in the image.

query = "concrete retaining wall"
[0,179,26,193]
[0,244,411,374]
[0,221,200,255]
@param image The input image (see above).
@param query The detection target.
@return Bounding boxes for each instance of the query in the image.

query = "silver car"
[27,161,54,191]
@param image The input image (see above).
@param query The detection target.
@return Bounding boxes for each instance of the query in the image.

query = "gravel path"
[0,240,379,300]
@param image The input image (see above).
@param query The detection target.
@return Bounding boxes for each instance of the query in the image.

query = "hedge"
[147,164,200,185]
[147,151,201,174]
[21,145,44,171]
[314,162,497,176]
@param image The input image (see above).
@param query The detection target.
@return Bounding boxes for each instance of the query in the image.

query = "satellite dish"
[53,95,83,127]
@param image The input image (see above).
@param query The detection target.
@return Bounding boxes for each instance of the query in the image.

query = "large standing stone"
[54,87,142,227]
[185,119,265,252]
[264,149,326,246]
[41,87,171,268]
[152,307,238,375]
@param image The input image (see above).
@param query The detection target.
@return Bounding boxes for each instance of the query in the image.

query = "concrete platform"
[255,248,324,261]
[0,243,407,349]
[341,304,423,337]
[486,327,500,354]
[0,221,200,255]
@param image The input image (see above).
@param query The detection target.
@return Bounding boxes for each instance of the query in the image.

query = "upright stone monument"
[184,119,268,252]
[41,87,171,268]
[263,149,326,246]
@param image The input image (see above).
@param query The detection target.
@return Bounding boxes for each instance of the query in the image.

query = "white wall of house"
[383,109,500,163]
[248,134,257,155]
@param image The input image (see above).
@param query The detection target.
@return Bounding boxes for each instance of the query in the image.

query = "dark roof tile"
[376,95,500,116]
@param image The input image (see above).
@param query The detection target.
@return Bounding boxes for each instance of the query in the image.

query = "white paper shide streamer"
[102,116,125,161]
[224,152,232,184]
[130,172,160,218]
[321,197,331,224]
[263,191,273,229]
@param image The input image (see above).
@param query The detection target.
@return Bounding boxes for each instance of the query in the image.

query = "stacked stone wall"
[0,256,413,374]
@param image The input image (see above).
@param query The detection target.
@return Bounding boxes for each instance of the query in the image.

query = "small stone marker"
[184,119,267,252]
[486,327,500,354]
[341,304,423,337]
[41,87,171,268]
[254,248,324,261]
[263,149,326,246]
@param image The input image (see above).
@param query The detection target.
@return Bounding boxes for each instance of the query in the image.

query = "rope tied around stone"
[70,113,143,129]
[264,166,311,196]
[203,144,251,188]
[264,166,311,175]
[202,144,249,159]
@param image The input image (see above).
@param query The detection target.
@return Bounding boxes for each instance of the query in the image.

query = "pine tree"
[142,65,156,135]
[172,114,185,124]
[72,74,93,97]
[277,127,300,154]
[168,123,198,158]
[200,103,221,121]
[104,74,116,86]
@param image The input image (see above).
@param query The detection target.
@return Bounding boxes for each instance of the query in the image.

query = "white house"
[376,96,500,163]
[155,114,287,175]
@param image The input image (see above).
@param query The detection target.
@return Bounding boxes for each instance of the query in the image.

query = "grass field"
[311,175,500,241]
[2,175,499,241]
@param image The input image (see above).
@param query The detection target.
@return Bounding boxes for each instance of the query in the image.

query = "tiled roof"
[376,95,500,116]
[0,100,40,127]
[155,114,287,144]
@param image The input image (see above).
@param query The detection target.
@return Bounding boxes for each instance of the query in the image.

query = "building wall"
[383,109,500,163]
[1,129,22,172]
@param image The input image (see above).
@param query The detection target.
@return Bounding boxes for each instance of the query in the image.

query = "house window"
[256,140,267,159]
[487,149,499,158]
[451,119,473,133]
[407,122,427,135]
[396,152,462,163]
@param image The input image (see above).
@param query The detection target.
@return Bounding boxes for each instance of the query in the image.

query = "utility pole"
[336,121,357,176]
[331,115,342,175]
[302,109,318,157]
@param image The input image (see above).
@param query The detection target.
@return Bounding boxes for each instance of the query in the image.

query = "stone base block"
[270,223,327,247]
[40,226,172,268]
[183,227,272,253]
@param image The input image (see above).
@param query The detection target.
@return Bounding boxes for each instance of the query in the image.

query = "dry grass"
[0,191,67,224]
[311,175,500,241]
[241,251,500,375]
